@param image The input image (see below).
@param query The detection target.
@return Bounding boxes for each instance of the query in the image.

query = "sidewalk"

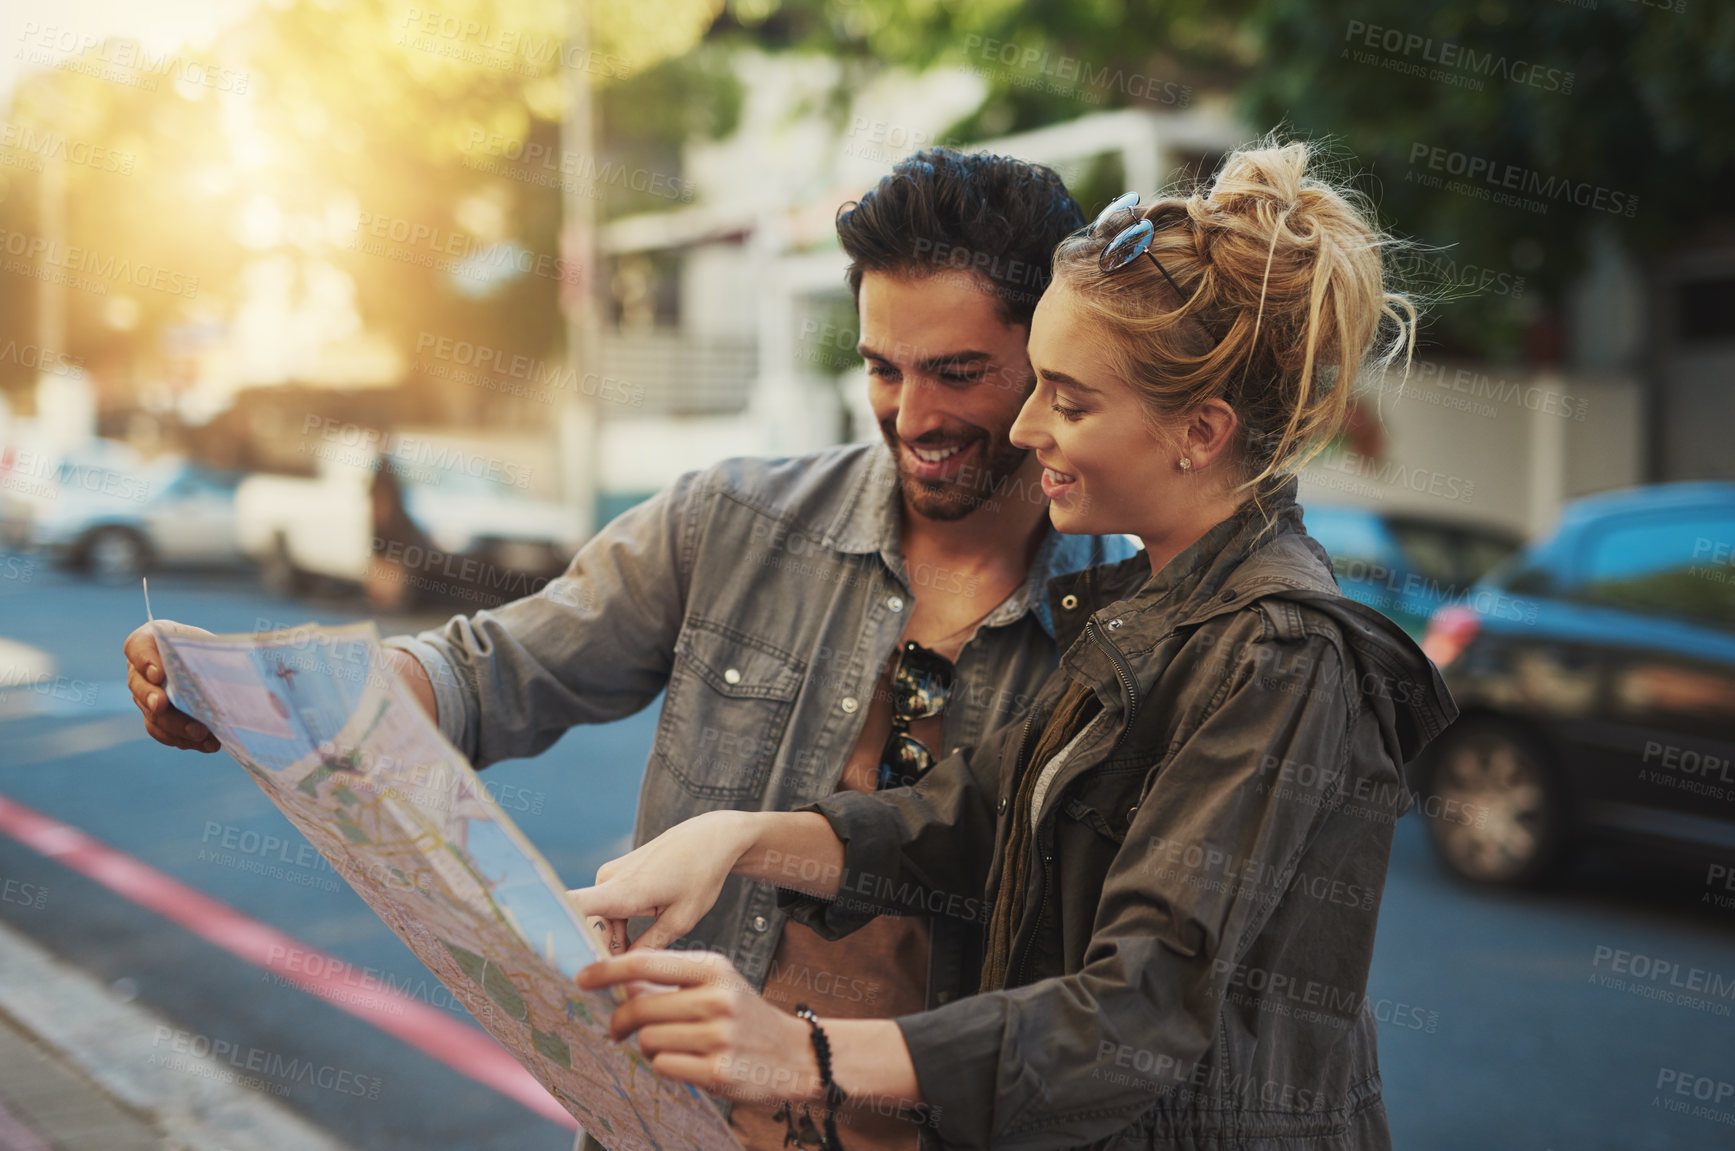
[0,917,356,1151]
[0,1009,159,1151]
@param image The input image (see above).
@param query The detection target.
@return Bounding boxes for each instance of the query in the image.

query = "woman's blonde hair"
[1052,138,1418,490]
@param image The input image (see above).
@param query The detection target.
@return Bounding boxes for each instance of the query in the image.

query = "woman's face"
[1010,279,1181,541]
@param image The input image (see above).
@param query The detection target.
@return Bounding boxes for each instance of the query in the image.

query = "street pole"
[557,0,601,539]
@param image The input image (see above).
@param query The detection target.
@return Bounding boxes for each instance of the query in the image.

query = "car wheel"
[260,534,306,598]
[1416,717,1571,886]
[84,527,151,581]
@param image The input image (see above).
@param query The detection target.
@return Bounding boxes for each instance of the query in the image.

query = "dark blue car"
[1302,504,1521,638]
[1412,482,1735,886]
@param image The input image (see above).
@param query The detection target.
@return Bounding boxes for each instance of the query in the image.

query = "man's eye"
[867,363,898,380]
[939,371,983,385]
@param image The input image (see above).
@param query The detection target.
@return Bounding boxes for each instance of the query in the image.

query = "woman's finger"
[633,1019,726,1058]
[645,1051,725,1094]
[579,948,734,995]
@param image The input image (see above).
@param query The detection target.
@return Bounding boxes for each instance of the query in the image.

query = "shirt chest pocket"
[653,619,806,800]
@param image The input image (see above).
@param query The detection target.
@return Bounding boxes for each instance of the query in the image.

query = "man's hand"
[576,949,821,1106]
[124,622,220,753]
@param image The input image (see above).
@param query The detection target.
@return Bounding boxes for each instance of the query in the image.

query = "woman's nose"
[1009,389,1050,451]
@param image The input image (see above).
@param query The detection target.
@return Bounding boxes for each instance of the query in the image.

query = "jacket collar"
[1048,478,1328,653]
[821,441,1108,640]
[1049,477,1458,761]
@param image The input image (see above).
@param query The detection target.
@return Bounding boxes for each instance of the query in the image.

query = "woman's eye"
[1051,401,1084,422]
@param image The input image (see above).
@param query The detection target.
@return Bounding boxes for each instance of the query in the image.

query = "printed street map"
[151,619,739,1151]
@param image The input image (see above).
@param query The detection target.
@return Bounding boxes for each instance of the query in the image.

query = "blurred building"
[588,58,1712,542]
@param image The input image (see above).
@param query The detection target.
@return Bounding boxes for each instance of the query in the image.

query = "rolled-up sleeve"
[778,709,1027,937]
[381,472,696,767]
[893,626,1365,1150]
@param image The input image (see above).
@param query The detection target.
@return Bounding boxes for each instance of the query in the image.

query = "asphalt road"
[2,557,1733,1149]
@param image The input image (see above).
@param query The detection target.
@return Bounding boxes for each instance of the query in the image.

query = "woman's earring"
[1178,457,1192,472]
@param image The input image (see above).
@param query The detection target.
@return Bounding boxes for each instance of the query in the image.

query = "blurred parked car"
[1302,504,1522,636]
[1411,482,1735,886]
[235,436,583,609]
[10,456,242,580]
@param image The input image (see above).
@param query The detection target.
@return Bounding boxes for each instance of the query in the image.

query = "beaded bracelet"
[784,1003,845,1150]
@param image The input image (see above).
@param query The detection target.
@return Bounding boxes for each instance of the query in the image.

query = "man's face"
[858,269,1036,522]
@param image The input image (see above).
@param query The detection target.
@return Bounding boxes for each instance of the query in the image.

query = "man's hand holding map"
[148,617,740,1151]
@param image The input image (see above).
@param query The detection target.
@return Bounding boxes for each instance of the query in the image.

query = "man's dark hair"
[835,147,1086,329]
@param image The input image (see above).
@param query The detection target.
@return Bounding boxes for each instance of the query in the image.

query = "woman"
[571,140,1457,1150]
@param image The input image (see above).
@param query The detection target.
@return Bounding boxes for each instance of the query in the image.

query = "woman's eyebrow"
[1038,367,1100,394]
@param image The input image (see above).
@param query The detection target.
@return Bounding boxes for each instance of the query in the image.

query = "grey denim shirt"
[384,441,1135,991]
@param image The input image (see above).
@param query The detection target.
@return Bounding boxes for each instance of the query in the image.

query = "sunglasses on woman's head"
[1089,191,1222,348]
[876,640,954,791]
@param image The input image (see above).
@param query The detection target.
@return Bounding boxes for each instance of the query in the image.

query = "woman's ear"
[1181,399,1241,471]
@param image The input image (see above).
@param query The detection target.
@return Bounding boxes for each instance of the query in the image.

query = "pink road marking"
[0,793,576,1130]
[0,1096,53,1151]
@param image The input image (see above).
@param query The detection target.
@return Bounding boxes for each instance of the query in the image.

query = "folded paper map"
[151,618,739,1151]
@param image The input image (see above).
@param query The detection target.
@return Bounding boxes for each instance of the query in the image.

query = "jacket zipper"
[1088,616,1140,755]
[1006,618,1142,987]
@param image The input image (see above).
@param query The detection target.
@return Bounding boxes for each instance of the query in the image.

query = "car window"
[1577,512,1735,629]
[1385,522,1519,590]
[1302,507,1400,579]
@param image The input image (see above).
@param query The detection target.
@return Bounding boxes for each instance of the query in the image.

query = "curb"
[0,917,356,1151]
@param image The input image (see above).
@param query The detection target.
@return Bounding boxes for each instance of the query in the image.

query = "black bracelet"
[793,1004,846,1150]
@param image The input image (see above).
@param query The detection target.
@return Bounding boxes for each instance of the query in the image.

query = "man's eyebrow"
[857,345,995,371]
[1038,367,1100,394]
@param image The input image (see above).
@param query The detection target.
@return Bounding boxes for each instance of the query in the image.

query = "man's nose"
[894,379,948,443]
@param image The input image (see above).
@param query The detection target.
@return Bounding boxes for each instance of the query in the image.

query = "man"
[124,148,1134,1150]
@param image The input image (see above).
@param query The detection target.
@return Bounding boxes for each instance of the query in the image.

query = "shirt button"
[1220,588,1238,602]
[752,915,769,933]
[936,990,952,1004]
[997,796,1008,814]
[888,595,905,612]
[723,667,742,685]
[1060,594,1079,611]
[1126,805,1139,822]
[840,696,859,713]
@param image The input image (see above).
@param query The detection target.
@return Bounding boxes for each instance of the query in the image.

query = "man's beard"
[879,418,1030,523]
